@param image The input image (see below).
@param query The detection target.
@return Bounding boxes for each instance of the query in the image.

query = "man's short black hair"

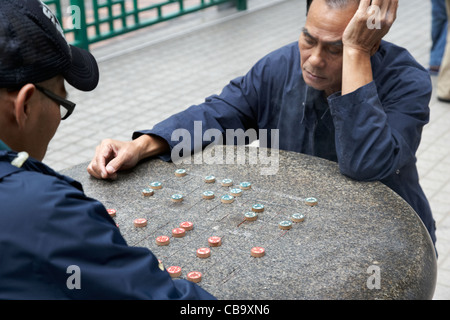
[307,0,313,12]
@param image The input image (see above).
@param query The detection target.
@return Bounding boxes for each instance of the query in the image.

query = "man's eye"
[304,37,315,45]
[328,47,343,55]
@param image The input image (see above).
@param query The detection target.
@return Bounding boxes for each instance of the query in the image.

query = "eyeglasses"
[34,84,76,120]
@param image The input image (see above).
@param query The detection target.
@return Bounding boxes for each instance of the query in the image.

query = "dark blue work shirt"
[134,41,436,245]
[0,151,215,300]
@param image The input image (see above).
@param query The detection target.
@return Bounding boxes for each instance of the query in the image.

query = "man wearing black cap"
[0,0,214,300]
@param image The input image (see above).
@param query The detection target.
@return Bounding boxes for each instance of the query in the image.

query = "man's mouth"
[304,69,326,80]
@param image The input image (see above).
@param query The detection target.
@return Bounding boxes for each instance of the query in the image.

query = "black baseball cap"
[0,0,99,91]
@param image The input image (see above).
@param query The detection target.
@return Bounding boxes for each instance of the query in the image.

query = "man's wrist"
[342,45,373,95]
[133,134,170,161]
[343,44,372,60]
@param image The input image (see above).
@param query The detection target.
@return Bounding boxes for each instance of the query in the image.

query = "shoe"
[428,66,440,76]
[437,96,450,103]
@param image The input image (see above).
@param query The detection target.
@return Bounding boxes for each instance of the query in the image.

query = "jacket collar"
[300,84,334,132]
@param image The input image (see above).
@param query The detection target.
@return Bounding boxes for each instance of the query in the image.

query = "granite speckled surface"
[62,147,437,300]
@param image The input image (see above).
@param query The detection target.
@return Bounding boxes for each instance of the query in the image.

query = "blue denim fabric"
[430,0,448,67]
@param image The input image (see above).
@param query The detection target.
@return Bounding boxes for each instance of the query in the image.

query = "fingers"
[386,0,398,25]
[87,139,120,180]
[370,0,398,26]
[343,0,397,54]
[87,135,166,180]
[103,149,130,179]
[358,0,371,11]
[87,138,144,180]
[352,0,395,28]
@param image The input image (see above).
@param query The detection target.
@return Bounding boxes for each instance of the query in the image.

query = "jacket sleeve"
[327,67,431,181]
[132,47,287,162]
[36,177,215,300]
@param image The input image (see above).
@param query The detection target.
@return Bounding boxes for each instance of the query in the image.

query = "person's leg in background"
[430,0,448,75]
[437,0,450,102]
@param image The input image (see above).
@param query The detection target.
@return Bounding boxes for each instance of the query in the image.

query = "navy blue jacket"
[0,150,215,300]
[134,41,436,245]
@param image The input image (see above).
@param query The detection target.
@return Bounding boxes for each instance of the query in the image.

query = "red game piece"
[208,236,222,247]
[179,221,193,231]
[107,209,116,217]
[167,266,182,278]
[172,227,186,238]
[134,218,147,228]
[196,247,211,259]
[156,236,170,246]
[251,247,265,258]
[187,271,202,283]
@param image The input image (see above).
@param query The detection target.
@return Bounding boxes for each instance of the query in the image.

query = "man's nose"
[308,46,326,69]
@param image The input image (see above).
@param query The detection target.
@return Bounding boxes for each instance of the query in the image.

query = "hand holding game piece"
[87,135,169,180]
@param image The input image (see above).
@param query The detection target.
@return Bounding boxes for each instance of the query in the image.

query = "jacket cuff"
[327,81,379,115]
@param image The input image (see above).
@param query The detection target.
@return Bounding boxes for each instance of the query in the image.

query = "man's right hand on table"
[87,134,169,180]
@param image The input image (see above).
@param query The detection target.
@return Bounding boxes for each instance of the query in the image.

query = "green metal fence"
[44,0,247,50]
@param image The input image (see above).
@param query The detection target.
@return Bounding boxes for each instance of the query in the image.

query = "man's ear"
[13,84,36,129]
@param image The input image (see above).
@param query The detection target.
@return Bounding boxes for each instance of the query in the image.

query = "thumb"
[106,163,117,175]
[105,148,134,178]
[105,155,125,179]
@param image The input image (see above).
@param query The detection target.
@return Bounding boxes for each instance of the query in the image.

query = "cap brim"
[64,45,99,92]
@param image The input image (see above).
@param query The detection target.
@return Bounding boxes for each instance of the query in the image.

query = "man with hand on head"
[0,0,215,300]
[88,0,437,247]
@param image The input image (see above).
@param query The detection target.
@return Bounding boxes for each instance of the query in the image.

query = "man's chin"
[303,76,324,90]
[302,76,339,95]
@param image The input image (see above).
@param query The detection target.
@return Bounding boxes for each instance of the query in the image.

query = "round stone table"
[62,147,437,300]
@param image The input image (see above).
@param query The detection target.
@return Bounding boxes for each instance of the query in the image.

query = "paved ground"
[44,0,450,299]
